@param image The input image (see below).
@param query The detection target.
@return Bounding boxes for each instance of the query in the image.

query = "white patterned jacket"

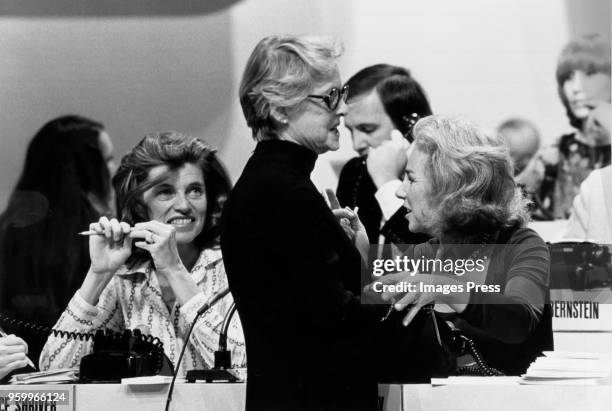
[39,247,246,375]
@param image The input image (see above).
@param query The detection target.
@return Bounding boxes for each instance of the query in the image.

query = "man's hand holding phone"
[366,130,410,188]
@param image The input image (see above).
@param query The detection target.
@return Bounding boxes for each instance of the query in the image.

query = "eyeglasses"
[307,85,349,111]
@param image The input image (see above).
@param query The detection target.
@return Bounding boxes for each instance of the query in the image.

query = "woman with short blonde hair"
[239,35,343,142]
[224,35,395,410]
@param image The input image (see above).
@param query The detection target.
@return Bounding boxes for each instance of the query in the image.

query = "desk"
[76,383,245,411]
[2,382,611,410]
[383,383,612,411]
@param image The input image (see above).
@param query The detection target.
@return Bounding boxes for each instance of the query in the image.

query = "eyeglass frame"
[307,85,349,111]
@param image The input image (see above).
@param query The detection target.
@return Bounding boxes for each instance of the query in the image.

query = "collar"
[253,139,318,176]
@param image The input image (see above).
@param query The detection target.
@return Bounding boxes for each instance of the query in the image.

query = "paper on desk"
[543,351,612,359]
[519,377,608,385]
[431,376,520,386]
[524,371,610,378]
[9,368,79,384]
[521,352,612,384]
[121,376,187,385]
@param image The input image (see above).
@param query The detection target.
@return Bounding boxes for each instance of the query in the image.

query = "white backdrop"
[0,0,609,207]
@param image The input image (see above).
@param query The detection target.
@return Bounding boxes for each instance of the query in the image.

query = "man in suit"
[337,64,433,245]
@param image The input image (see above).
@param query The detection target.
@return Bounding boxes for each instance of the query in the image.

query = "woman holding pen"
[39,132,246,375]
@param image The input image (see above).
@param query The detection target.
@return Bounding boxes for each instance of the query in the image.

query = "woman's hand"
[80,217,132,305]
[325,189,370,258]
[89,216,133,276]
[130,220,199,305]
[584,100,611,146]
[366,272,469,326]
[130,221,184,277]
[366,130,410,188]
[0,335,29,379]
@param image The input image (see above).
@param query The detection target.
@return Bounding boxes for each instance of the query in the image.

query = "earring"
[273,114,288,125]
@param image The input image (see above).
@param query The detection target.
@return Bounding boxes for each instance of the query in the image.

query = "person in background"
[563,165,612,243]
[39,132,246,375]
[223,35,401,410]
[0,115,114,365]
[338,64,432,245]
[541,34,611,219]
[564,105,612,243]
[498,118,550,220]
[369,115,553,375]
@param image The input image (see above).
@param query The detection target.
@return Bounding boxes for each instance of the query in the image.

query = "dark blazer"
[336,156,429,245]
[222,140,385,410]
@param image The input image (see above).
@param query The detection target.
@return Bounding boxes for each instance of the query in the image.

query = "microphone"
[165,286,232,411]
[196,287,230,316]
[214,301,238,369]
[184,296,241,384]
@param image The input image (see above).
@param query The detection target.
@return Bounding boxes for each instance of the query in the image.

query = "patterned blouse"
[39,247,246,375]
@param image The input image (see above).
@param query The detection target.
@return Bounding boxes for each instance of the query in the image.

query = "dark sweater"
[221,140,385,410]
[410,227,554,375]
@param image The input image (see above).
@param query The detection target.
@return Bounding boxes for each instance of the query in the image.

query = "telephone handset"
[0,312,167,382]
[357,112,420,173]
[348,112,421,240]
[400,112,419,143]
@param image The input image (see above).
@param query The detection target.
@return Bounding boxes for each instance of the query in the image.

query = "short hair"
[112,132,231,267]
[556,34,611,129]
[345,64,433,135]
[413,115,530,238]
[498,118,541,150]
[239,35,342,140]
[497,118,541,173]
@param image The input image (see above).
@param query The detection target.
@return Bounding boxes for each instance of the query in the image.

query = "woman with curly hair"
[372,114,553,375]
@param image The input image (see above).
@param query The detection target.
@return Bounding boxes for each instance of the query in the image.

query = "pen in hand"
[78,230,103,236]
[79,227,133,236]
[0,327,36,370]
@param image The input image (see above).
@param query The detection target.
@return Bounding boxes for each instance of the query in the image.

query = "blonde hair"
[413,115,530,237]
[239,35,342,140]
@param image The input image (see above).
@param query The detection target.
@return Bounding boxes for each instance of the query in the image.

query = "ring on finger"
[146,232,155,244]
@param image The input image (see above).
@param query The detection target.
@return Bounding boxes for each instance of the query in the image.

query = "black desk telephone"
[0,313,167,382]
[79,328,166,382]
